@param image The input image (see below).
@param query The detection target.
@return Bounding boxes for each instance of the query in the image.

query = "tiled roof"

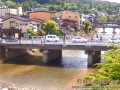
[30,18,45,23]
[3,15,29,22]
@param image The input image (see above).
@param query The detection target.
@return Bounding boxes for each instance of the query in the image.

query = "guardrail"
[0,36,119,45]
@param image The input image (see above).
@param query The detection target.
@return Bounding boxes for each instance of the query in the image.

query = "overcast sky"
[105,0,120,3]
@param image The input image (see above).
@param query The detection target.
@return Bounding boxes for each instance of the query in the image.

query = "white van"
[45,35,59,42]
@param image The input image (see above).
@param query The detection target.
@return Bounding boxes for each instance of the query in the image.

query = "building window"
[10,21,15,27]
[20,23,22,25]
[75,16,77,19]
[25,23,28,26]
[16,23,19,26]
[69,16,71,18]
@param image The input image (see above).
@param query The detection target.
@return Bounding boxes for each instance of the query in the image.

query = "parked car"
[1,36,18,43]
[45,35,59,42]
[72,37,87,43]
[108,38,120,43]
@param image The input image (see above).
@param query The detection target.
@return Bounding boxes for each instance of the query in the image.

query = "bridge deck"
[2,43,110,51]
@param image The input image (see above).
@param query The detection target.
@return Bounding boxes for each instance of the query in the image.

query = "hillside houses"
[0,6,83,38]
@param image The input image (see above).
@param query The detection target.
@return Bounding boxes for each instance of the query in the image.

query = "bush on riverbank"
[83,44,120,89]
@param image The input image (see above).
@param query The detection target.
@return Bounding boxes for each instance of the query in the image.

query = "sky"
[105,0,120,3]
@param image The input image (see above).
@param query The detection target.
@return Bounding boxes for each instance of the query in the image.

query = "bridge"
[0,37,113,67]
[94,24,120,28]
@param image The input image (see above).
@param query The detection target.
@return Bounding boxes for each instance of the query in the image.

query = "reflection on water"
[0,50,95,90]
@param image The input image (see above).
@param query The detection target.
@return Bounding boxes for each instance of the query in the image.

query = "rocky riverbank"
[0,82,40,90]
[67,28,99,39]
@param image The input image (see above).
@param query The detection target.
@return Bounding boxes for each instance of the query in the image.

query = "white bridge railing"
[0,36,117,46]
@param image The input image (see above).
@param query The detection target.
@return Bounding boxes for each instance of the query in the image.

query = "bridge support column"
[0,46,27,63]
[102,27,106,33]
[85,51,101,67]
[0,46,7,63]
[113,28,116,34]
[43,50,62,63]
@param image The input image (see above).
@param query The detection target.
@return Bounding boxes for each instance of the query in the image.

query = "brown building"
[2,16,30,33]
[2,15,44,38]
[0,28,22,39]
[28,11,56,21]
[60,10,82,29]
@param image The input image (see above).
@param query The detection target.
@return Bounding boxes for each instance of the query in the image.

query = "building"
[2,15,44,38]
[31,7,49,12]
[2,16,30,33]
[0,7,23,18]
[28,11,56,21]
[60,10,82,29]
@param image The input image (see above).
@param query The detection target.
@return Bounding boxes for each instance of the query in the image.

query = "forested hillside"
[1,0,120,15]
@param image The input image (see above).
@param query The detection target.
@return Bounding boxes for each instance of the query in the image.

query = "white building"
[0,6,23,18]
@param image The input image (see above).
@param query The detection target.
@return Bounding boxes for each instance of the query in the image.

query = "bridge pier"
[112,28,116,34]
[85,51,101,67]
[43,50,62,63]
[0,46,6,62]
[0,46,27,63]
[102,27,106,33]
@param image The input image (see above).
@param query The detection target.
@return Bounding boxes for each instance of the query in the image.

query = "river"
[0,28,119,90]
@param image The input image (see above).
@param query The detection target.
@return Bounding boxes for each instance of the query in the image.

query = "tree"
[37,30,45,36]
[84,44,120,87]
[81,20,93,33]
[44,20,60,35]
[98,16,107,23]
[27,28,36,36]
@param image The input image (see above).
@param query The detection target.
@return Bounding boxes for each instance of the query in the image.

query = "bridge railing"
[0,35,115,45]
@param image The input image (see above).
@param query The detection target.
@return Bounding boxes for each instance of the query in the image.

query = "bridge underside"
[0,44,104,67]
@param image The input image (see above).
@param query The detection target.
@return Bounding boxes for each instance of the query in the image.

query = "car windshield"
[53,36,56,38]
[47,35,57,38]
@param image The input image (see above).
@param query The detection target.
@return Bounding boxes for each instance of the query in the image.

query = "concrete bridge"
[94,24,120,28]
[0,39,111,67]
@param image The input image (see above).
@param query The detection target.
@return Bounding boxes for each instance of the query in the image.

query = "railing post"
[63,34,66,46]
[19,39,21,44]
[32,38,33,44]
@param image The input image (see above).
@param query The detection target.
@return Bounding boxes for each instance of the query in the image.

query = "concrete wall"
[43,49,62,63]
[85,50,101,67]
[5,49,27,60]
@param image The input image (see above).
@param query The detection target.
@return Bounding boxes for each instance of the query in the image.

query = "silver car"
[72,37,87,43]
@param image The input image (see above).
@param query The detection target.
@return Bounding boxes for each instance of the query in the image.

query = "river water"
[0,28,119,90]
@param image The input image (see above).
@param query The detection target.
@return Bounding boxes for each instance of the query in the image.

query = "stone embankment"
[67,29,98,39]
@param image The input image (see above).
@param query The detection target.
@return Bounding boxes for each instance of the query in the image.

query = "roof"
[62,10,80,15]
[28,11,56,14]
[3,15,29,22]
[62,19,77,22]
[30,18,45,23]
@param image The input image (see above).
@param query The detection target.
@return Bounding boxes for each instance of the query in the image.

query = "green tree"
[98,16,107,24]
[27,28,36,36]
[81,20,93,33]
[84,44,120,88]
[37,30,45,36]
[44,20,60,35]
